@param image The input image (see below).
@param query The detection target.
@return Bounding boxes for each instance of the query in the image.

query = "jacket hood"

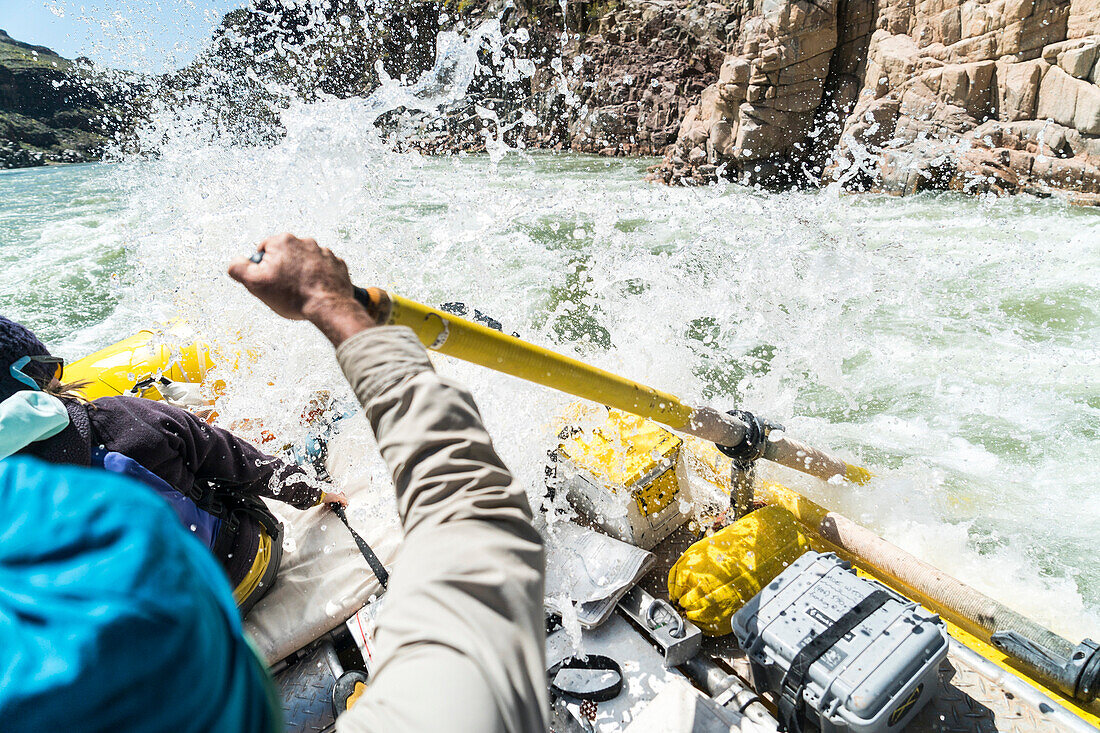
[0,392,69,460]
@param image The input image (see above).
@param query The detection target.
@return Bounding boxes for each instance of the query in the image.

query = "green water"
[0,164,130,346]
[2,152,1099,640]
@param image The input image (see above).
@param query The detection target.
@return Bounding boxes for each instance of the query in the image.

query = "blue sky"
[1,0,244,73]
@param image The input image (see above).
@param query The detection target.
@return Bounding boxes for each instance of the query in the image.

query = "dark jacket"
[23,396,321,587]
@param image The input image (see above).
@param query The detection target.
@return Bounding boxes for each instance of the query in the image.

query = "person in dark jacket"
[0,315,347,614]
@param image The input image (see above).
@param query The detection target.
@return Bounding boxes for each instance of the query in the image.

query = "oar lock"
[991,631,1100,703]
[715,410,783,469]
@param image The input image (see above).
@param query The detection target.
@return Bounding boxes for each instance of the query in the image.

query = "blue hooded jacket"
[0,456,281,733]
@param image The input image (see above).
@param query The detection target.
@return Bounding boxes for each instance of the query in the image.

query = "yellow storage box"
[556,409,690,550]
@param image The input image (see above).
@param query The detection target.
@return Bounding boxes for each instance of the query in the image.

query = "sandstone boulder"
[1037,64,1077,127]
[653,0,1100,197]
[1068,0,1100,39]
[1043,36,1100,78]
[659,0,843,183]
[1037,64,1100,135]
[825,0,1100,196]
[1073,80,1100,134]
[996,59,1044,121]
[952,146,1020,195]
[1060,39,1099,78]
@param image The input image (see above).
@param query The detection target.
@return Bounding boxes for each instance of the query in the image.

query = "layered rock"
[653,0,869,184]
[12,0,1092,198]
[415,0,1099,200]
[0,30,143,168]
[656,0,1100,198]
[835,0,1100,198]
[392,0,750,157]
[532,0,745,156]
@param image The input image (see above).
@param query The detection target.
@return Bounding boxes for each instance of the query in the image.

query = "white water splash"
[331,20,505,124]
[3,6,1099,647]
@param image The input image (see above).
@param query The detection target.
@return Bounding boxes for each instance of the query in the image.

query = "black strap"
[190,483,283,539]
[231,494,284,544]
[716,410,779,467]
[333,504,389,590]
[548,655,624,703]
[777,589,892,733]
[127,375,171,395]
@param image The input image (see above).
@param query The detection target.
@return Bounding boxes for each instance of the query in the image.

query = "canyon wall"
[652,0,1100,199]
[0,30,142,168]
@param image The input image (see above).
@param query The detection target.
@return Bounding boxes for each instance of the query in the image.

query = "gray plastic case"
[731,551,948,733]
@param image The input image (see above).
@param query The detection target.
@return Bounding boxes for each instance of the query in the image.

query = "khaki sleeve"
[333,326,548,733]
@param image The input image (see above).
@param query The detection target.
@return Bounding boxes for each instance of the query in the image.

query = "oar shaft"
[354,287,866,483]
[766,436,871,484]
[356,286,701,427]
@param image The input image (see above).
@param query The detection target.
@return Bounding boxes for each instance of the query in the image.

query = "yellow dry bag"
[668,505,812,636]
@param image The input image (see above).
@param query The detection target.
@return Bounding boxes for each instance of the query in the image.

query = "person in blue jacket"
[0,455,281,732]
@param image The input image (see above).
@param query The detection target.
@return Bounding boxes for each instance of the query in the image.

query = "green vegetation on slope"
[0,29,143,169]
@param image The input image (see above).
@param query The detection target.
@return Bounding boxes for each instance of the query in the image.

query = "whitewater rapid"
[1,17,1098,643]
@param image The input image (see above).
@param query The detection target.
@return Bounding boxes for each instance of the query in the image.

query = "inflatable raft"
[64,327,1100,733]
[65,328,214,401]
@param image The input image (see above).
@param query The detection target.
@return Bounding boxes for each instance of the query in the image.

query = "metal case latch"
[618,586,703,667]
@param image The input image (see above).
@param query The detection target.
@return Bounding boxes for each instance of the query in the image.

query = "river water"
[2,22,1099,642]
[3,148,1098,641]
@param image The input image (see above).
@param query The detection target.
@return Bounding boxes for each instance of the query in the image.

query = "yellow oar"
[354,287,871,485]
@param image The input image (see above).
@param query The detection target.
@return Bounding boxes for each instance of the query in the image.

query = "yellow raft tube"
[63,328,1100,732]
[65,329,214,401]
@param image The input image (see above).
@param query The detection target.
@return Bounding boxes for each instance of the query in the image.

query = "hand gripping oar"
[350,286,871,485]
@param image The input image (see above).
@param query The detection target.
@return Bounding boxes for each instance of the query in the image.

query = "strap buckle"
[128,375,170,395]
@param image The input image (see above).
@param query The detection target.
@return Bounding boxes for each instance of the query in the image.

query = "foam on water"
[0,164,135,349]
[2,17,1099,642]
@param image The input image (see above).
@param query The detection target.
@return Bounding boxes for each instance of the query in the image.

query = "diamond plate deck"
[276,639,344,733]
[907,641,1097,733]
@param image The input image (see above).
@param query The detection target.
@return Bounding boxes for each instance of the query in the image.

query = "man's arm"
[333,326,548,733]
[229,234,548,733]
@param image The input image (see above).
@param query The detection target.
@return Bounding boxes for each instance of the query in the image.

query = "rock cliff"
[8,0,1094,199]
[652,0,1100,199]
[0,30,143,169]
[521,0,744,156]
